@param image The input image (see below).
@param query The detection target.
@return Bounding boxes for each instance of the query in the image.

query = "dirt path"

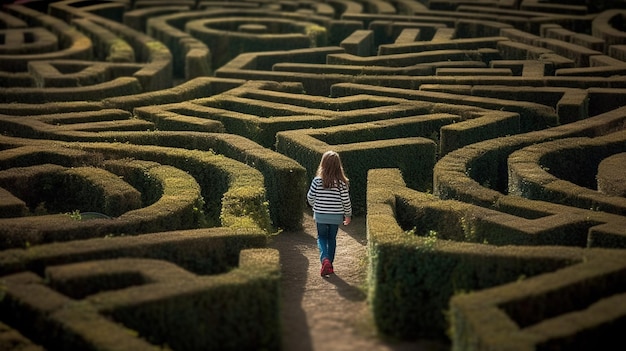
[268,211,450,351]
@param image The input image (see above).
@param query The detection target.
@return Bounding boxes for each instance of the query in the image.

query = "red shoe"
[321,258,332,277]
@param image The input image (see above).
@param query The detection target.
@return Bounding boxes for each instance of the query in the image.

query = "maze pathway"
[1,1,626,350]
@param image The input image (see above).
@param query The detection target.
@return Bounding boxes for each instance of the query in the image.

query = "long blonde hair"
[316,150,349,188]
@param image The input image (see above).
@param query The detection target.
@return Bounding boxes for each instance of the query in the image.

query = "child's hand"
[343,217,351,225]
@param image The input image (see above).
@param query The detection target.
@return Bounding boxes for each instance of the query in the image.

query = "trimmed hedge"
[449,248,626,351]
[1,4,92,72]
[277,118,440,215]
[0,106,306,230]
[75,131,306,231]
[435,106,626,205]
[0,163,142,217]
[0,187,27,218]
[0,229,278,350]
[508,130,626,215]
[366,168,626,345]
[0,137,272,248]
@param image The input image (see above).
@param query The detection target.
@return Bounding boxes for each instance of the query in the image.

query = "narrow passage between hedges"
[268,211,449,351]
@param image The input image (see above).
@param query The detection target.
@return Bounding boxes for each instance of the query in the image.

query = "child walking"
[307,150,352,277]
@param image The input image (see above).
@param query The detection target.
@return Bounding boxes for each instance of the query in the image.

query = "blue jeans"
[316,222,339,263]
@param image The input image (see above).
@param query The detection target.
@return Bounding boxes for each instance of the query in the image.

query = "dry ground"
[268,211,450,351]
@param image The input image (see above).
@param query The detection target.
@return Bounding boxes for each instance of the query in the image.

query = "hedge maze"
[1,0,626,350]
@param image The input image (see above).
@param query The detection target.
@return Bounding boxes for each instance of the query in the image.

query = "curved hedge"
[0,136,272,248]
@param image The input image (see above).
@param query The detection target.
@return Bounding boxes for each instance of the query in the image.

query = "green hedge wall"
[366,168,592,341]
[0,230,278,350]
[0,137,272,248]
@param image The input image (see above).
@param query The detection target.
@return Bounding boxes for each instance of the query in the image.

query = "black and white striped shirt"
[307,177,352,217]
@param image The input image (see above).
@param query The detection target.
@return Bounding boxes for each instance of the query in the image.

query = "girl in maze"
[307,150,352,277]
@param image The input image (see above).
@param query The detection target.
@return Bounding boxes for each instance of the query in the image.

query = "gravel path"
[268,211,450,351]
